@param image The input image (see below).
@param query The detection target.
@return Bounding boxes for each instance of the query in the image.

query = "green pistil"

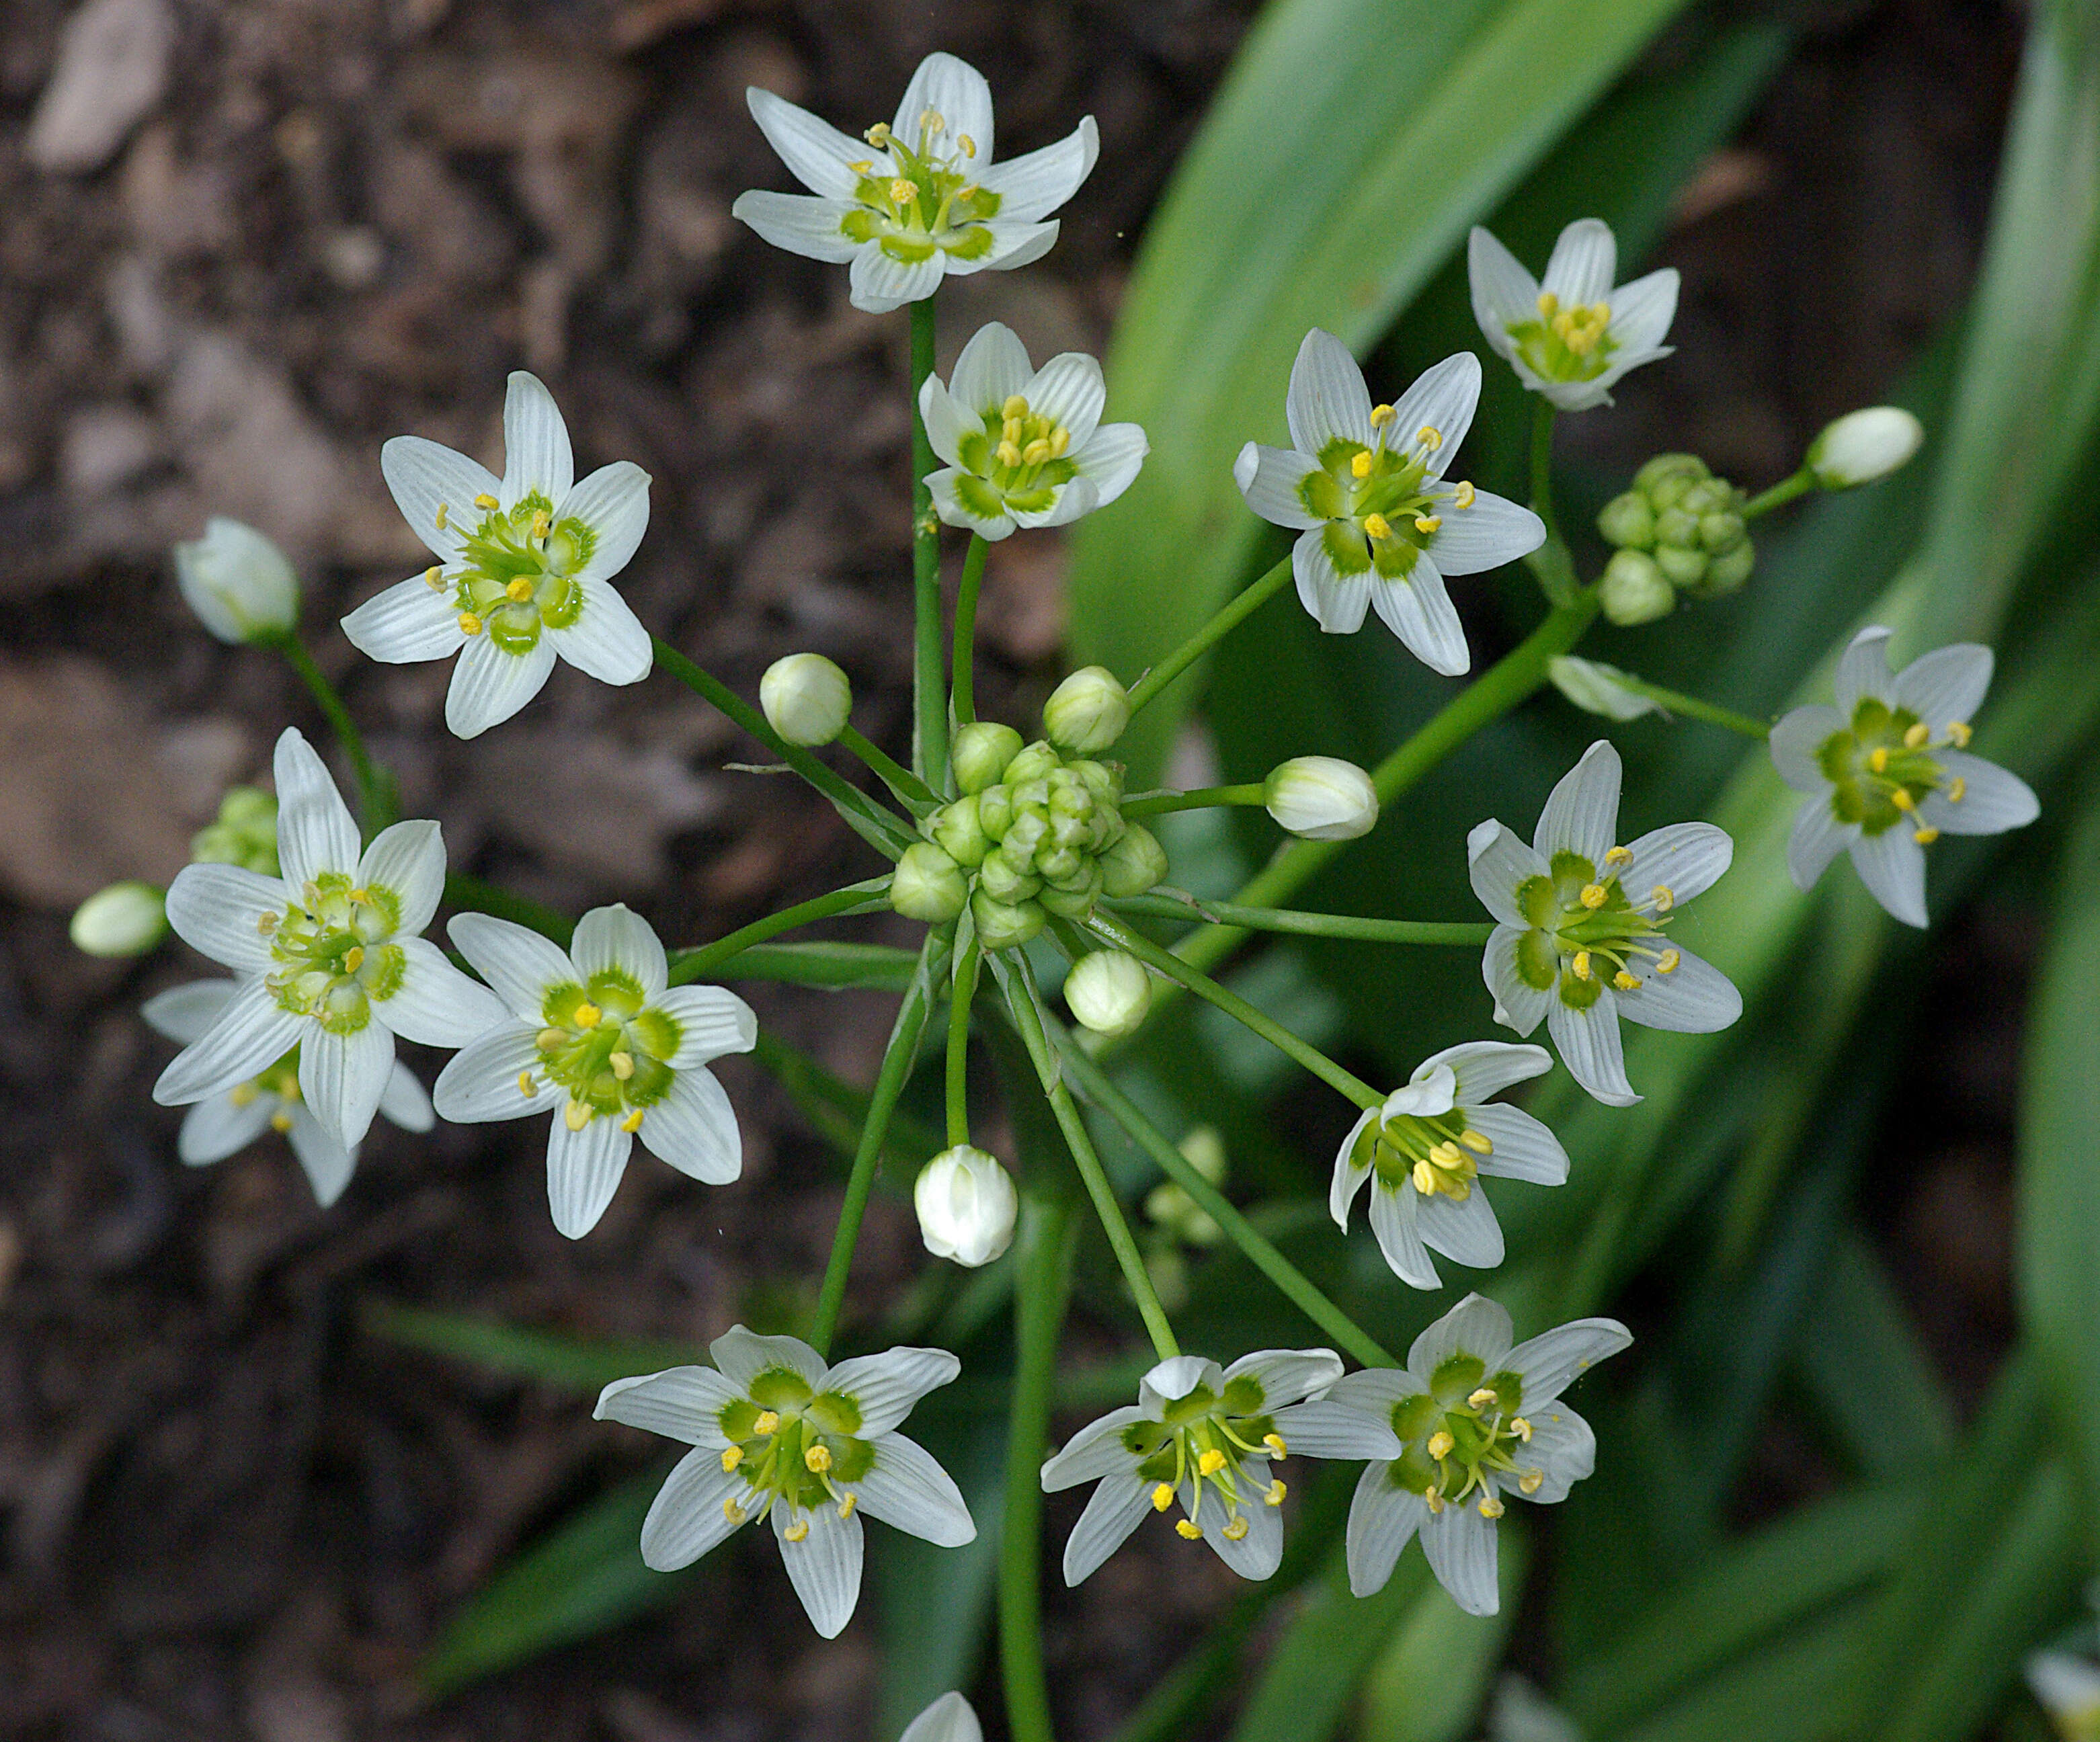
[717,1366,875,1527]
[452,492,592,657]
[1119,1379,1283,1540]
[1817,698,1956,837]
[1503,293,1617,384]
[953,395,1079,517]
[1301,434,1439,581]
[1511,851,1678,1009]
[532,968,683,1124]
[1387,1356,1541,1514]
[265,872,405,1034]
[840,134,1004,263]
[1360,1109,1488,1200]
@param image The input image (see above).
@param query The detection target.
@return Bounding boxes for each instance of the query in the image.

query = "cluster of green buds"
[892,669,1167,950]
[192,786,282,876]
[1595,454,1753,626]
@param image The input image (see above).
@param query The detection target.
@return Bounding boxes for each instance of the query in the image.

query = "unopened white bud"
[1043,666,1130,754]
[1065,949,1150,1038]
[1264,756,1378,841]
[70,880,167,956]
[952,720,1024,794]
[1598,549,1675,627]
[760,653,853,746]
[1098,823,1168,899]
[1547,656,1664,722]
[1808,407,1923,490]
[891,843,967,921]
[914,1145,1018,1266]
[174,517,298,644]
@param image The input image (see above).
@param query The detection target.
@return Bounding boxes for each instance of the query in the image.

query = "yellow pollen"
[1579,882,1608,909]
[1221,1516,1250,1541]
[473,492,499,511]
[1536,291,1560,319]
[996,440,1022,467]
[1947,720,1972,747]
[1467,1388,1498,1409]
[920,108,944,134]
[348,888,369,905]
[1412,1159,1436,1195]
[1430,1140,1463,1165]
[610,1051,635,1080]
[1426,1430,1454,1461]
[864,123,891,146]
[271,1111,294,1133]
[620,1109,643,1132]
[1480,1493,1505,1519]
[1657,948,1681,974]
[1363,512,1391,540]
[1651,884,1675,911]
[231,1083,259,1107]
[530,509,550,539]
[506,577,534,602]
[958,133,977,157]
[1414,514,1442,535]
[1892,789,1916,813]
[256,912,277,934]
[721,1446,743,1473]
[1605,845,1633,867]
[1904,722,1930,749]
[1425,1489,1447,1515]
[1459,1129,1492,1154]
[1002,394,1028,419]
[1263,1432,1287,1458]
[1369,403,1395,428]
[573,1002,602,1029]
[1175,1520,1203,1540]
[1519,1468,1545,1495]
[536,1028,565,1052]
[1197,1448,1227,1477]
[1613,970,1640,992]
[1002,416,1023,444]
[423,566,443,590]
[805,1444,833,1473]
[837,1493,857,1520]
[783,1518,809,1542]
[563,1100,590,1131]
[1350,451,1373,479]
[457,612,483,635]
[1453,480,1476,509]
[1572,950,1592,981]
[1049,426,1070,458]
[848,159,873,174]
[281,1079,299,1102]
[1022,438,1051,466]
[1152,1483,1175,1512]
[1869,747,1890,774]
[889,177,915,204]
[1914,826,1941,845]
[1948,776,1966,802]
[724,1498,747,1524]
[1512,1417,1533,1441]
[343,946,364,972]
[753,1411,780,1436]
[1265,1480,1287,1507]
[435,502,449,531]
[1415,425,1442,450]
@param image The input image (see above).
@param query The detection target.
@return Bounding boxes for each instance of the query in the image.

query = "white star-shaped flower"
[594,1327,974,1639]
[343,372,653,739]
[731,52,1098,314]
[1467,739,1742,1107]
[1234,329,1544,675]
[1770,626,2037,927]
[434,905,756,1238]
[1040,1347,1399,1585]
[153,729,504,1152]
[143,978,434,1206]
[1332,1042,1568,1290]
[1323,1293,1629,1615]
[919,322,1147,540]
[1468,218,1679,411]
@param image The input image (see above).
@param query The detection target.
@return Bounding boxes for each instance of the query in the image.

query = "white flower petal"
[1481,923,1551,1036]
[380,436,497,564]
[153,979,305,1106]
[1346,1466,1427,1598]
[1922,751,2038,834]
[378,936,508,1048]
[1388,353,1482,479]
[1285,328,1374,456]
[1517,1405,1596,1503]
[654,985,758,1069]
[448,913,574,1022]
[2028,1653,2100,1723]
[274,728,360,887]
[1022,353,1106,450]
[1425,489,1544,575]
[1848,827,1928,927]
[163,862,282,974]
[851,1431,975,1546]
[1221,1349,1344,1411]
[551,578,652,686]
[1416,1185,1505,1272]
[1291,526,1372,633]
[1040,1406,1147,1491]
[341,573,469,665]
[298,1021,396,1153]
[1330,1106,1377,1229]
[142,978,237,1045]
[819,1347,959,1438]
[1893,643,1992,731]
[445,633,558,739]
[776,1498,864,1639]
[284,1106,358,1206]
[637,1066,741,1186]
[928,466,1014,538]
[918,375,973,468]
[1234,442,1324,530]
[900,1692,983,1742]
[1420,1489,1500,1616]
[1371,558,1470,676]
[1789,800,1856,890]
[1071,422,1147,508]
[1407,1292,1513,1381]
[729,190,861,263]
[1466,822,1547,926]
[432,1022,552,1123]
[500,372,573,509]
[573,903,668,996]
[1189,1464,1283,1579]
[1465,1104,1568,1186]
[1547,994,1637,1106]
[594,1365,743,1444]
[1834,625,1896,713]
[545,1112,633,1238]
[1322,1368,1422,1413]
[357,819,447,940]
[1369,1182,1439,1290]
[1427,1040,1551,1102]
[1540,218,1616,306]
[378,1063,434,1132]
[178,1091,278,1165]
[746,87,868,200]
[1506,1319,1631,1405]
[949,321,1034,414]
[1015,474,1098,530]
[1605,267,1679,354]
[709,1326,827,1392]
[565,460,653,586]
[1266,1399,1402,1460]
[848,244,946,313]
[1466,226,1539,349]
[638,1445,745,1571]
[1533,739,1621,864]
[892,52,994,165]
[1063,1474,1151,1586]
[1616,943,1740,1034]
[1139,1356,1224,1413]
[962,218,1059,275]
[1618,821,1733,907]
[1385,1064,1457,1119]
[975,116,1096,222]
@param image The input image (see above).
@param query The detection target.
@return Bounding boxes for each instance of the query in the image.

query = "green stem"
[1523,401,1578,608]
[838,724,941,812]
[809,934,942,1356]
[1741,468,1814,519]
[268,632,395,835]
[1104,894,1492,947]
[1603,671,1772,739]
[951,533,990,729]
[1087,913,1381,1109]
[442,873,574,944]
[1179,596,1598,979]
[1125,554,1294,717]
[650,637,912,855]
[1120,784,1267,819]
[946,938,981,1149]
[999,1191,1074,1742]
[667,878,893,987]
[997,960,1179,1358]
[1055,1034,1393,1369]
[910,296,949,791]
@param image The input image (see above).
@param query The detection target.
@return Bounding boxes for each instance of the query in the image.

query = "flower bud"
[951,720,1024,794]
[1038,863,1103,918]
[1264,755,1378,841]
[192,786,280,875]
[914,1145,1018,1266]
[928,796,990,867]
[1654,544,1708,589]
[1808,407,1923,489]
[1546,656,1663,722]
[1098,823,1168,899]
[1002,741,1062,788]
[977,851,1042,906]
[1599,549,1675,626]
[759,653,853,747]
[891,842,967,921]
[69,880,167,957]
[1633,452,1708,495]
[1595,491,1655,550]
[975,783,1016,839]
[174,517,299,644]
[970,889,1045,950]
[1685,538,1754,599]
[1065,950,1151,1038]
[1043,666,1131,755]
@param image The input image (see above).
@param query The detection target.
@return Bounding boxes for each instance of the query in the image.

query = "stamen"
[1369,403,1395,428]
[1453,481,1476,509]
[1002,395,1028,420]
[1948,777,1966,802]
[1656,948,1681,974]
[721,1446,743,1473]
[435,502,449,532]
[620,1109,643,1132]
[231,1083,259,1107]
[1479,1493,1505,1519]
[423,566,443,590]
[573,1002,602,1029]
[996,440,1023,467]
[1518,1468,1545,1495]
[1536,292,1560,319]
[1947,720,1972,747]
[1021,438,1051,465]
[530,509,550,540]
[271,1111,294,1134]
[1892,790,1916,813]
[257,912,278,934]
[1650,884,1675,911]
[1002,415,1023,444]
[889,177,915,205]
[1613,970,1640,991]
[1579,882,1607,909]
[1221,1516,1250,1541]
[805,1444,833,1473]
[837,1493,857,1520]
[563,1100,590,1131]
[1869,747,1890,774]
[957,133,977,157]
[506,577,534,602]
[1571,950,1592,981]
[1459,1130,1492,1154]
[1350,451,1372,480]
[1414,514,1441,535]
[1363,512,1391,540]
[864,123,892,147]
[1903,722,1930,749]
[1049,425,1070,458]
[1262,1432,1287,1458]
[783,1517,809,1542]
[1605,845,1633,867]
[1415,425,1442,451]
[473,492,499,511]
[1412,1159,1436,1196]
[1175,1520,1203,1540]
[458,612,483,635]
[1197,1449,1227,1477]
[1152,1483,1175,1512]
[848,159,873,174]
[1265,1480,1287,1507]
[1425,1489,1447,1515]
[517,1070,536,1098]
[610,1052,635,1080]
[1426,1430,1454,1461]
[537,1028,565,1052]
[753,1411,780,1436]
[724,1497,747,1524]
[1510,1417,1532,1442]
[919,108,944,134]
[1913,826,1940,845]
[1467,1388,1498,1409]
[343,946,364,972]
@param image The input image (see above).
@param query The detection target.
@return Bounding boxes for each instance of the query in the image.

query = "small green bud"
[1098,823,1168,899]
[175,517,299,644]
[1065,950,1151,1038]
[1654,544,1708,588]
[69,880,167,957]
[218,786,277,831]
[928,796,989,867]
[891,843,967,921]
[971,890,1045,951]
[760,653,853,747]
[1692,538,1755,597]
[976,783,1016,839]
[1808,407,1923,489]
[1264,755,1379,841]
[1068,759,1123,804]
[1596,491,1654,549]
[977,854,1043,905]
[1599,550,1675,627]
[1002,741,1061,788]
[1043,666,1131,755]
[1001,809,1049,870]
[1036,845,1086,884]
[1038,864,1103,917]
[1698,511,1746,553]
[1652,505,1699,550]
[1633,452,1708,493]
[951,721,1024,794]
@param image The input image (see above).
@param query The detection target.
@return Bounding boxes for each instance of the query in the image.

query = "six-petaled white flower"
[344,372,653,739]
[594,1327,974,1639]
[1324,1293,1628,1616]
[1468,219,1679,412]
[1468,740,1742,1107]
[1332,1042,1568,1290]
[153,729,503,1153]
[920,323,1147,540]
[434,906,756,1237]
[1770,626,2037,928]
[143,979,434,1206]
[1234,330,1543,675]
[1040,1348,1400,1585]
[731,52,1097,314]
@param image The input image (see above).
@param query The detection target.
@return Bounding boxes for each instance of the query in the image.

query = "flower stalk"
[951,533,990,727]
[912,296,950,790]
[263,630,396,837]
[1124,553,1295,716]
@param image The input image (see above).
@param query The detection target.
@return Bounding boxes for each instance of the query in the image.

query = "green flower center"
[1299,414,1461,582]
[264,872,405,1035]
[528,968,683,1134]
[1354,1108,1494,1202]
[953,390,1080,518]
[1502,291,1617,384]
[838,113,1003,265]
[1119,1376,1287,1542]
[716,1365,876,1536]
[1816,697,1972,841]
[443,491,594,657]
[1382,1353,1541,1519]
[1511,849,1679,1011]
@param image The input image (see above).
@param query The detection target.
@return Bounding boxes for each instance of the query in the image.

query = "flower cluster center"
[1387,1354,1541,1519]
[1505,290,1616,382]
[841,111,1003,263]
[1359,1110,1495,1202]
[1121,1378,1287,1544]
[1299,407,1471,583]
[716,1366,875,1538]
[1817,698,1972,845]
[262,873,405,1034]
[524,969,683,1135]
[435,491,593,656]
[1512,847,1681,1010]
[954,392,1078,516]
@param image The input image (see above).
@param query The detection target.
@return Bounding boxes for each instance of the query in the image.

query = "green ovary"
[717,1366,876,1532]
[839,122,1004,263]
[1301,430,1444,581]
[954,392,1079,518]
[1816,697,1965,838]
[1119,1378,1286,1542]
[1357,1109,1494,1203]
[1386,1356,1542,1517]
[265,872,405,1034]
[450,492,594,657]
[1511,850,1680,1011]
[531,968,683,1130]
[1502,291,1617,384]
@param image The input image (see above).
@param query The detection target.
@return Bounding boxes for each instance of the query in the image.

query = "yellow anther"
[1430,1140,1463,1166]
[1415,425,1442,451]
[958,133,977,158]
[1426,1430,1455,1461]
[721,1445,743,1473]
[1049,425,1070,458]
[530,509,550,539]
[1904,722,1930,749]
[1412,1159,1437,1196]
[1425,1489,1447,1515]
[610,1051,635,1081]
[281,1078,300,1102]
[1002,415,1023,444]
[1350,451,1373,480]
[1265,1479,1287,1507]
[1467,1388,1498,1409]
[1479,1493,1505,1520]
[1572,950,1592,981]
[1518,1468,1545,1495]
[271,1110,294,1133]
[506,576,534,602]
[573,1002,602,1029]
[1913,826,1941,845]
[1221,1516,1250,1541]
[423,566,444,590]
[848,159,873,174]
[1536,291,1560,319]
[1175,1520,1203,1540]
[457,612,483,635]
[1414,514,1441,535]
[435,502,449,531]
[473,492,499,511]
[1869,747,1890,774]
[1002,394,1028,420]
[536,1028,565,1052]
[1263,1432,1288,1458]
[1459,1129,1493,1154]
[1605,845,1633,867]
[1511,1417,1533,1442]
[1650,884,1675,911]
[837,1493,857,1520]
[348,888,369,905]
[1152,1483,1176,1512]
[753,1411,780,1436]
[805,1444,833,1473]
[1613,970,1640,992]
[1656,948,1681,974]
[996,440,1022,468]
[1369,403,1396,428]
[1948,776,1967,802]
[1197,1448,1227,1477]
[864,123,892,147]
[1579,882,1608,909]
[231,1082,259,1107]
[343,946,364,972]
[257,911,278,934]
[919,108,944,134]
[1947,720,1973,747]
[724,1497,747,1524]
[783,1517,809,1542]
[1892,789,1916,813]
[889,177,915,205]
[563,1100,590,1131]
[1363,512,1391,540]
[620,1108,643,1132]
[1021,438,1051,466]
